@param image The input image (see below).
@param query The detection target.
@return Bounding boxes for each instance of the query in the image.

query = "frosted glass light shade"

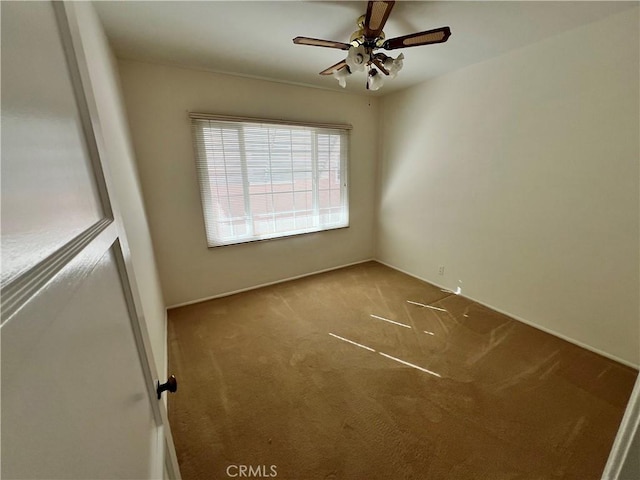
[346,45,367,72]
[332,67,351,88]
[367,69,384,91]
[383,53,404,78]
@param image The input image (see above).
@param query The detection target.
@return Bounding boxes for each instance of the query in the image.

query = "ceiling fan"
[293,1,451,91]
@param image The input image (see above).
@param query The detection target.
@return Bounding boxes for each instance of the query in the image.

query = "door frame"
[603,375,640,479]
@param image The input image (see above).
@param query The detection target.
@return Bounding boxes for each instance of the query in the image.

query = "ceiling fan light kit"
[293,1,451,91]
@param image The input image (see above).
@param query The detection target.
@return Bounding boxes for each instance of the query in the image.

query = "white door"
[1,2,178,478]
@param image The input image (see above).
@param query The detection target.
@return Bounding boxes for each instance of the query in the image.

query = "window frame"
[190,113,351,248]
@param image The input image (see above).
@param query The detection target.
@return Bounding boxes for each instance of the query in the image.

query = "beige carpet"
[168,261,636,480]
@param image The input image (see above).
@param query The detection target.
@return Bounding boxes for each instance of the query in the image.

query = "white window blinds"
[191,115,350,247]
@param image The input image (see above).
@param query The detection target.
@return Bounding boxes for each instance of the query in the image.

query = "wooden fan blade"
[364,1,395,38]
[293,36,351,50]
[319,60,348,75]
[382,26,451,50]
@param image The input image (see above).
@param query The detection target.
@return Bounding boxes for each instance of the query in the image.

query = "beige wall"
[118,60,379,307]
[73,4,167,377]
[376,8,639,366]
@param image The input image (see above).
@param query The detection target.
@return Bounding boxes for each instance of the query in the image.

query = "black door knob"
[157,375,177,399]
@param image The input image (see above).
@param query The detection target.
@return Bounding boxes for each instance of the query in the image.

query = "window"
[191,114,350,247]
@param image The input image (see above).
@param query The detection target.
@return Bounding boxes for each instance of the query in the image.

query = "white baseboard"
[167,258,375,309]
[166,256,637,370]
[375,259,639,370]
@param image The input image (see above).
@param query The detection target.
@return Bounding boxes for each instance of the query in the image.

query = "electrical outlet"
[438,266,445,276]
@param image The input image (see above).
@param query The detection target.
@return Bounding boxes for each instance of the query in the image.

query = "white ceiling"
[94,1,636,96]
